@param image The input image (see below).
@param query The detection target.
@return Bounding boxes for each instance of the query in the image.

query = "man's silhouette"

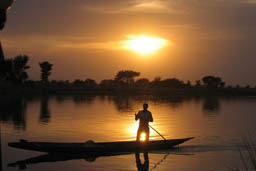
[135,151,149,171]
[135,103,153,141]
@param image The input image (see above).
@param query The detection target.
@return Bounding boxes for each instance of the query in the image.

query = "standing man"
[135,103,153,141]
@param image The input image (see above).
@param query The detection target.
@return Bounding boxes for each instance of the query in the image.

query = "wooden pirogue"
[8,137,194,154]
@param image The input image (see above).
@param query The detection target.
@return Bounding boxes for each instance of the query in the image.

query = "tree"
[195,80,201,87]
[84,79,97,88]
[0,43,4,63]
[135,78,150,87]
[186,80,192,88]
[39,61,53,84]
[114,70,140,84]
[0,0,15,30]
[12,55,30,83]
[160,78,185,88]
[2,55,30,84]
[227,85,233,89]
[99,79,116,89]
[0,58,12,81]
[150,76,161,87]
[73,79,83,86]
[219,82,226,88]
[202,76,222,88]
[153,77,161,82]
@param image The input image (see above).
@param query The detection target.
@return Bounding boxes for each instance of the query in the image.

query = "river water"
[1,95,256,171]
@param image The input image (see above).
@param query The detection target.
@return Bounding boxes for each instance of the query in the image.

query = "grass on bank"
[230,135,256,171]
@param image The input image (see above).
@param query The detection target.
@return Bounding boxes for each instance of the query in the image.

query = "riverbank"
[1,81,256,97]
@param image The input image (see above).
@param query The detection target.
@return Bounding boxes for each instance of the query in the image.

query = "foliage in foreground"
[230,136,256,171]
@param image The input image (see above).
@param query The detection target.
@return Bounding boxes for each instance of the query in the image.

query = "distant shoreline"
[1,83,256,97]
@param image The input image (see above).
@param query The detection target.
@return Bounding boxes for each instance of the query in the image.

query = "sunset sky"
[1,0,256,85]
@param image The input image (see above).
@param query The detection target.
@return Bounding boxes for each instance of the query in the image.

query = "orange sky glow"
[1,0,256,85]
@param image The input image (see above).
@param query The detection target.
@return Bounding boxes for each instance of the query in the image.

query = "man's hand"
[135,113,138,121]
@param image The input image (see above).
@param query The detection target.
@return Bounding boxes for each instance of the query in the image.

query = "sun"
[122,35,168,55]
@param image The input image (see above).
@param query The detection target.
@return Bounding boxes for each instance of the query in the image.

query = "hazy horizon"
[1,0,256,85]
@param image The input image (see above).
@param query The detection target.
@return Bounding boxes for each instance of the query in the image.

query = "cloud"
[57,40,122,51]
[82,0,177,14]
[81,0,253,14]
[244,0,256,3]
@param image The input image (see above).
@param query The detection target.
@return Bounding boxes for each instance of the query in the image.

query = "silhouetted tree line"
[0,55,53,85]
[1,56,256,94]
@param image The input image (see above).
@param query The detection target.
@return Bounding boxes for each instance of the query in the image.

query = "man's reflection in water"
[135,151,149,171]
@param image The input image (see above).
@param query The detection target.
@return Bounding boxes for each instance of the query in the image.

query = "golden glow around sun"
[122,35,168,55]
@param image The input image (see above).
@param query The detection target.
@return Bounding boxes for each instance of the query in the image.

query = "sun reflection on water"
[140,132,146,141]
[127,121,161,141]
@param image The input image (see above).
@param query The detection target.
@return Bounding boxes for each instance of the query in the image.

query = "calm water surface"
[1,95,256,171]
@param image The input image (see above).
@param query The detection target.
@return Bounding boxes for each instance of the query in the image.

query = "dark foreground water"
[1,95,256,171]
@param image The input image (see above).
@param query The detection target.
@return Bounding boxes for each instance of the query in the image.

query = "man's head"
[0,0,14,30]
[143,103,148,110]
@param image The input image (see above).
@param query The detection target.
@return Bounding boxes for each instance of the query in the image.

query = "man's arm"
[135,112,139,121]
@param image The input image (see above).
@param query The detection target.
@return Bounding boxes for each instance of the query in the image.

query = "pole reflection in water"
[135,151,149,171]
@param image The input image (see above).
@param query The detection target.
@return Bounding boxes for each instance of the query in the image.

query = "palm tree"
[39,61,53,84]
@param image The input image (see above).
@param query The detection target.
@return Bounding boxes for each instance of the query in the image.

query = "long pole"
[149,125,167,141]
[149,125,175,148]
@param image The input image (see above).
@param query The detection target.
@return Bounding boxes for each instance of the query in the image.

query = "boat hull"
[8,137,194,153]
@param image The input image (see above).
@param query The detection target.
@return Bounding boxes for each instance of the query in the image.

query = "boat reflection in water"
[8,151,152,171]
[7,152,124,170]
[8,150,171,171]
